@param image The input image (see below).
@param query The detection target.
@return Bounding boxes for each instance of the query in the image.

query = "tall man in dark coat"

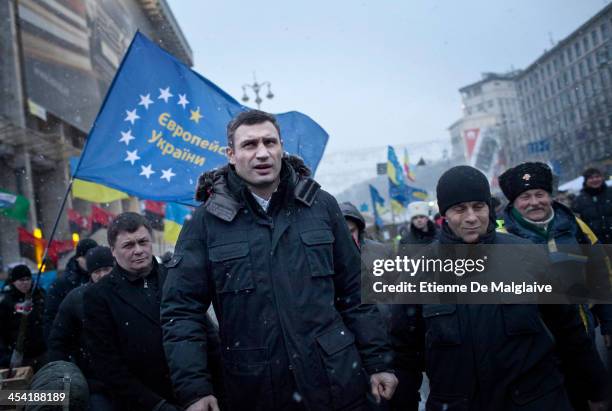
[43,238,97,340]
[161,110,396,411]
[499,162,612,411]
[390,165,609,411]
[82,213,183,411]
[573,167,612,244]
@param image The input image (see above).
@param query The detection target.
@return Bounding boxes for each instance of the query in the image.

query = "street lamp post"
[242,72,274,109]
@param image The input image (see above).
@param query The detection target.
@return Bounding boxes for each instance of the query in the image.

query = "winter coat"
[502,201,612,335]
[83,260,224,411]
[0,285,46,367]
[399,220,438,245]
[161,157,392,411]
[47,283,107,394]
[390,222,608,411]
[573,183,612,244]
[43,256,89,341]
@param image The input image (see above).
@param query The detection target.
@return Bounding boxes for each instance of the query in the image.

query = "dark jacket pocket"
[316,325,368,410]
[300,229,335,277]
[422,304,461,346]
[209,242,255,294]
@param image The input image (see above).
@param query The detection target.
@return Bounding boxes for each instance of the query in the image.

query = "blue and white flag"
[72,32,328,204]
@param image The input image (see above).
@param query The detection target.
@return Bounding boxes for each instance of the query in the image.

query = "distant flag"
[391,199,405,215]
[0,189,29,223]
[164,203,192,244]
[407,185,428,201]
[142,200,165,231]
[403,148,416,182]
[71,32,329,205]
[68,209,89,234]
[369,185,386,228]
[90,206,115,234]
[359,203,369,212]
[388,146,408,211]
[71,176,129,203]
[387,146,406,187]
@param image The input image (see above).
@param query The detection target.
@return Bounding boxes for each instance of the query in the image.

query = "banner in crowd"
[72,32,328,205]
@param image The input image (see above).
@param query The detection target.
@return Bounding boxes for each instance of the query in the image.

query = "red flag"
[68,208,89,233]
[143,200,165,230]
[463,128,480,162]
[90,205,115,233]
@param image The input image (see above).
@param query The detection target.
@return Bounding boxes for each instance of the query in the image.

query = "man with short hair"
[43,238,97,340]
[162,110,396,411]
[391,165,608,411]
[573,167,612,244]
[83,213,181,411]
[499,162,612,411]
[400,201,437,245]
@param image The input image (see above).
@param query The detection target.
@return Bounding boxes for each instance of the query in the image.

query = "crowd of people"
[0,109,611,411]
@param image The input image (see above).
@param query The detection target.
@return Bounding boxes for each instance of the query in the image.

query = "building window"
[586,56,593,72]
[477,103,485,112]
[575,42,581,56]
[592,30,599,46]
[602,22,609,39]
[487,100,494,108]
[583,36,590,51]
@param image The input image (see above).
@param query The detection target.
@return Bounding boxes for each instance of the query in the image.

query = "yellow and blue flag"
[72,32,328,205]
[403,148,416,182]
[163,202,193,244]
[369,185,386,228]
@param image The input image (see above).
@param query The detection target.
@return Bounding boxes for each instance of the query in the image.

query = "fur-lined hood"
[195,154,319,222]
[195,154,311,202]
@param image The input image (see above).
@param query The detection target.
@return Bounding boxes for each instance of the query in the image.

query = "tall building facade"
[514,3,612,180]
[450,3,612,184]
[0,0,192,268]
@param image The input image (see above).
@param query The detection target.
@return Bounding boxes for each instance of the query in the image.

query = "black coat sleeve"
[323,192,393,375]
[540,304,609,401]
[83,284,164,410]
[389,304,424,411]
[161,209,215,407]
[47,290,79,363]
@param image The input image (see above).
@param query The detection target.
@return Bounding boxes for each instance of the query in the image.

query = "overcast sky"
[167,0,608,155]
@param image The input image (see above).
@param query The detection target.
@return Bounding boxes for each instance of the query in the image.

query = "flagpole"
[32,180,73,291]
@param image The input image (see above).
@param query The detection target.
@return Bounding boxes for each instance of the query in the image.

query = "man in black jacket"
[0,264,46,370]
[573,167,612,244]
[48,246,114,410]
[83,213,190,411]
[390,166,608,411]
[43,238,97,340]
[162,110,396,411]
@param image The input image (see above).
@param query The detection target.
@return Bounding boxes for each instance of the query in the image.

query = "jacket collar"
[196,155,321,222]
[110,260,161,325]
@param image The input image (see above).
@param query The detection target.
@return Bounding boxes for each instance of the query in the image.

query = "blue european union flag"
[72,32,328,204]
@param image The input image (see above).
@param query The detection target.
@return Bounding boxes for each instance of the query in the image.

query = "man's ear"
[226,146,235,165]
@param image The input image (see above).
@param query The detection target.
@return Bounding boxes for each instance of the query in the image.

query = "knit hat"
[75,238,98,258]
[9,264,32,283]
[436,166,491,215]
[85,246,114,274]
[408,201,430,220]
[583,167,603,179]
[499,162,552,203]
